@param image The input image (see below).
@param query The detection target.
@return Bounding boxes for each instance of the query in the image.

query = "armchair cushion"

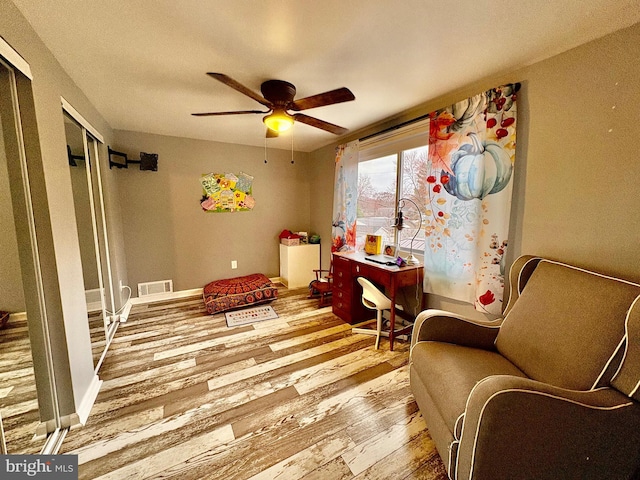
[495,260,640,390]
[411,342,526,438]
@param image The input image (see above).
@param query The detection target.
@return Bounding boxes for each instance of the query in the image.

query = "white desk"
[279,243,320,288]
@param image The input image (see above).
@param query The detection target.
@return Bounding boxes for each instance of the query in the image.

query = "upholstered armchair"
[409,255,640,479]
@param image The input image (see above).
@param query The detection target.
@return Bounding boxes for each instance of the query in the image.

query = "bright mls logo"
[1,455,78,479]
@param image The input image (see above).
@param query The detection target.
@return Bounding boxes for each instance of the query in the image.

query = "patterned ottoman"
[203,273,278,315]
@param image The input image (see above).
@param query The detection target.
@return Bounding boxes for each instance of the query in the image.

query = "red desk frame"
[332,251,424,350]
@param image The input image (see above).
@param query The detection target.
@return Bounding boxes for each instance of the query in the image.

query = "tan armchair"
[409,255,640,479]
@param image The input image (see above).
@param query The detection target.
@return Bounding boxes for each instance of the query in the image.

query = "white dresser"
[279,243,320,288]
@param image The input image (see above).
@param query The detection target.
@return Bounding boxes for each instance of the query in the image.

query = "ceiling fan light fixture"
[195,74,354,135]
[263,110,294,133]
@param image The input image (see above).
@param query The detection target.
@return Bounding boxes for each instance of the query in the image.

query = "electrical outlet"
[231,260,238,269]
[119,280,124,291]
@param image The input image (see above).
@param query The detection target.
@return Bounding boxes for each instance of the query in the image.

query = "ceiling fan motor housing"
[261,80,296,106]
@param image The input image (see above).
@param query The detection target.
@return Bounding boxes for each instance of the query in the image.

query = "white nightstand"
[279,243,320,288]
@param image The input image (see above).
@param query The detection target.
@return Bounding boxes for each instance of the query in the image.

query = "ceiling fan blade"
[290,87,355,111]
[293,113,349,135]
[207,73,272,108]
[266,128,279,138]
[191,110,268,117]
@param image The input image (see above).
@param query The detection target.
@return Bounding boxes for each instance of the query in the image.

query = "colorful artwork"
[423,84,519,315]
[200,172,255,212]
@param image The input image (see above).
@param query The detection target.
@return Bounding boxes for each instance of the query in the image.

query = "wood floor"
[0,313,46,454]
[89,310,107,368]
[60,286,447,480]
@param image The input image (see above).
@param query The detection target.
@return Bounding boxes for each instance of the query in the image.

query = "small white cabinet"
[279,243,320,288]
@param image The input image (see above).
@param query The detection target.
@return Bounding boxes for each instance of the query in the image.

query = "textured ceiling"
[12,0,640,151]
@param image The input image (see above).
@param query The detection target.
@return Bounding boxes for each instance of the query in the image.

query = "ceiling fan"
[192,73,355,137]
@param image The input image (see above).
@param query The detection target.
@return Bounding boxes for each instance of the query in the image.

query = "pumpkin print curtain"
[423,83,519,315]
[332,140,359,252]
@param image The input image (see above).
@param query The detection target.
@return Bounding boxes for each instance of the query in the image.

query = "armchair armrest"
[410,309,502,351]
[457,375,640,480]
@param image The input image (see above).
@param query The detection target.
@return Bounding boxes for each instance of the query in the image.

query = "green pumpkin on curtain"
[443,132,512,201]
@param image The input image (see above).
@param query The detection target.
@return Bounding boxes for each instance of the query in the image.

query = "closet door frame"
[0,38,62,453]
[62,98,118,372]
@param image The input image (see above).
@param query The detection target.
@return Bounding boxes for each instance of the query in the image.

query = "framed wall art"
[200,172,255,213]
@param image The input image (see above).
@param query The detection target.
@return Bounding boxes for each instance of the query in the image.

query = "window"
[356,154,397,250]
[356,119,429,255]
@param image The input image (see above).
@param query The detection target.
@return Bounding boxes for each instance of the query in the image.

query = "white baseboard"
[118,288,203,325]
[37,373,102,438]
[9,312,27,322]
[86,301,103,313]
[75,374,102,426]
[34,418,57,440]
[125,279,280,313]
[119,301,132,323]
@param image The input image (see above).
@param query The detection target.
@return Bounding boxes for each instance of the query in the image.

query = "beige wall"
[0,112,25,312]
[4,0,638,343]
[112,130,311,293]
[66,122,101,291]
[309,143,336,268]
[310,21,640,318]
[0,0,633,440]
[113,21,640,317]
[1,0,128,419]
[520,24,640,274]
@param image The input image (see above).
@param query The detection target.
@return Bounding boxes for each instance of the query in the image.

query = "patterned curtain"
[423,84,519,315]
[331,140,359,252]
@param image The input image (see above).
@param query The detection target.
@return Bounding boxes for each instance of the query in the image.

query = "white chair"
[352,277,393,349]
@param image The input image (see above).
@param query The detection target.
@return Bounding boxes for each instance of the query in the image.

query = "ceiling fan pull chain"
[264,136,268,164]
[291,123,295,164]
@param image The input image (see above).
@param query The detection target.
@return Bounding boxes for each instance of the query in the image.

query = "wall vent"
[138,280,173,297]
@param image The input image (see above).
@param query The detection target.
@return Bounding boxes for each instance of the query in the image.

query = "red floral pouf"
[203,273,278,315]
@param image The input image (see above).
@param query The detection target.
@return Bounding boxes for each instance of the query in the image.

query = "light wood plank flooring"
[0,314,47,454]
[60,286,446,479]
[89,310,107,368]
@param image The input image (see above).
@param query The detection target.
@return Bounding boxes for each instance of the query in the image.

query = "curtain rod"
[358,112,431,143]
[359,82,521,143]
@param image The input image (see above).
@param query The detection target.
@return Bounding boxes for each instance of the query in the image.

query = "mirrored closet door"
[63,107,117,372]
[0,53,56,453]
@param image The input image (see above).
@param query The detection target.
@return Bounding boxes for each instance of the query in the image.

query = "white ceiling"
[12,0,640,152]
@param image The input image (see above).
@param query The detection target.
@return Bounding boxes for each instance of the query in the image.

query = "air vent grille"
[138,280,173,297]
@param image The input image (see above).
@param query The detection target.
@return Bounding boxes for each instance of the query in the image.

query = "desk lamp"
[394,197,423,265]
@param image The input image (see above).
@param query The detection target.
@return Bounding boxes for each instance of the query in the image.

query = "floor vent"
[138,280,173,297]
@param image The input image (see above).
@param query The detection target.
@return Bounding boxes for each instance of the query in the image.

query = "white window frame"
[357,118,429,252]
